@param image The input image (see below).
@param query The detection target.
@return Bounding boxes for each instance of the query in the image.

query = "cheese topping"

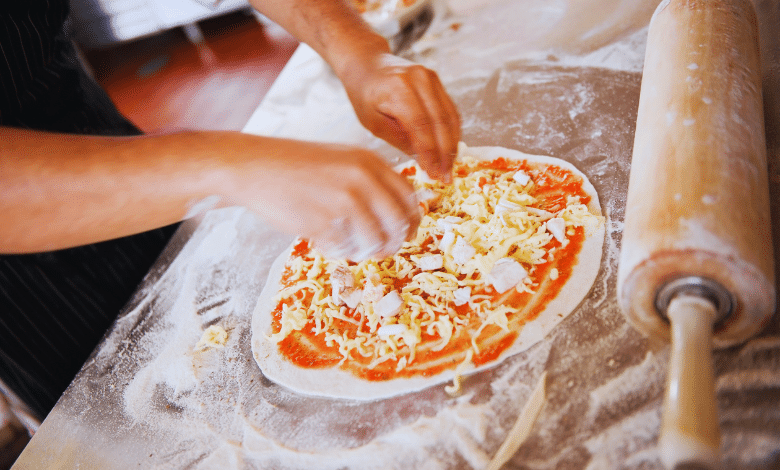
[268,145,602,373]
[195,325,229,350]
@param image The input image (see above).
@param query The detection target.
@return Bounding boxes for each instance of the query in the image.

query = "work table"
[12,1,780,468]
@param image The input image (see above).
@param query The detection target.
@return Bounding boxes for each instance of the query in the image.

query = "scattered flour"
[115,206,561,469]
[66,2,779,466]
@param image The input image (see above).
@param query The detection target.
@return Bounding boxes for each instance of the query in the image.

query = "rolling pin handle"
[658,292,722,470]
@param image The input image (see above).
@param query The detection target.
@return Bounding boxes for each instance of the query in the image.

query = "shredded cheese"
[268,144,603,373]
[444,349,474,397]
[195,325,228,351]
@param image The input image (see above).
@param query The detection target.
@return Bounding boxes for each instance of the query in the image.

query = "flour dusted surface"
[251,144,605,400]
[27,1,780,467]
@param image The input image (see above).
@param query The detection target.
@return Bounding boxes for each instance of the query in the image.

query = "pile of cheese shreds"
[268,147,602,377]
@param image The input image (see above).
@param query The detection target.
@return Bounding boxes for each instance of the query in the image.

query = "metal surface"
[655,277,734,326]
[13,1,780,469]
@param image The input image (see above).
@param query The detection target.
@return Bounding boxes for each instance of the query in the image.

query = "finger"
[338,179,396,261]
[431,77,462,178]
[314,216,358,260]
[376,113,414,155]
[375,82,444,180]
[416,70,461,181]
[377,68,460,183]
[316,161,418,261]
[364,164,421,257]
[314,191,387,262]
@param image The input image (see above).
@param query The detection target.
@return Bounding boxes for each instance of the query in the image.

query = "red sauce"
[473,331,519,366]
[278,333,341,368]
[291,239,310,258]
[269,157,592,381]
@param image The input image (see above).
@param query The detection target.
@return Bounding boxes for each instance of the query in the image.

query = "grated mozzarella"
[377,323,408,338]
[269,145,603,372]
[376,291,404,318]
[416,254,444,271]
[486,258,527,294]
[546,217,566,243]
[195,325,228,351]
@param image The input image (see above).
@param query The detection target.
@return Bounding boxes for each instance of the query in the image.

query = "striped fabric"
[0,0,140,135]
[0,0,179,418]
[0,1,69,120]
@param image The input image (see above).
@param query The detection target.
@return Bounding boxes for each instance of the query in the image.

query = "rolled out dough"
[250,145,605,399]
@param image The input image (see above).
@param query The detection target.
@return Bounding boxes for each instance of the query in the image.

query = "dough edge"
[250,145,606,400]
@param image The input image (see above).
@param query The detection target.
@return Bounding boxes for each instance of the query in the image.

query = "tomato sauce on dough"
[271,158,591,381]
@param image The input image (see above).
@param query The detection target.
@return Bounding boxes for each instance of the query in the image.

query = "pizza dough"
[250,144,605,399]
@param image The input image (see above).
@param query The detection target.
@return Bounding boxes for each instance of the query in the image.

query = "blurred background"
[70,1,300,134]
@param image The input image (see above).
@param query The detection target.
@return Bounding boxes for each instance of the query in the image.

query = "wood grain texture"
[658,295,720,469]
[84,11,298,134]
[617,0,775,347]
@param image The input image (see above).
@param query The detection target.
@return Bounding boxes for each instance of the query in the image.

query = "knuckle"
[388,73,412,90]
[415,149,439,169]
[418,145,439,160]
[341,166,370,187]
[408,63,430,75]
[329,188,355,211]
[430,111,451,128]
[410,66,438,84]
[337,156,383,187]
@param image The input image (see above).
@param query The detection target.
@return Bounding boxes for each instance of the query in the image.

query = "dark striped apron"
[1,0,178,418]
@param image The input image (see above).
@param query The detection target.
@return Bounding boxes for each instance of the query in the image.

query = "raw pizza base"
[250,145,605,400]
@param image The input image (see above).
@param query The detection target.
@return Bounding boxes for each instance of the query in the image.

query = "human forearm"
[248,0,391,78]
[249,0,461,181]
[0,127,419,259]
[0,128,231,252]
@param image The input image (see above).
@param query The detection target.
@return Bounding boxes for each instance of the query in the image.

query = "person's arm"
[250,0,461,181]
[0,127,418,259]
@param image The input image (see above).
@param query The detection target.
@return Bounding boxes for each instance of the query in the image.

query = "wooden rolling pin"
[617,0,776,468]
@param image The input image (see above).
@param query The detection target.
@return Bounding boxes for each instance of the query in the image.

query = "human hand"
[246,0,458,180]
[0,128,418,257]
[339,53,461,183]
[226,139,420,261]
